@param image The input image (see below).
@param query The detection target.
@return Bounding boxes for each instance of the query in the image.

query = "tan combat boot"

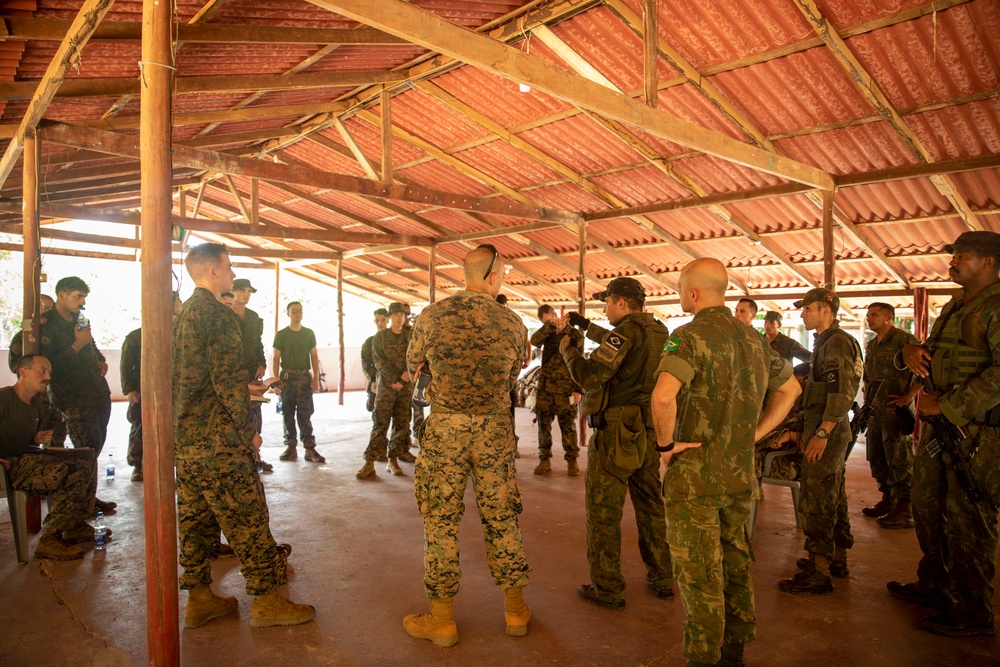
[184,586,238,628]
[250,591,316,628]
[356,460,376,479]
[404,598,459,647]
[387,458,404,476]
[503,586,531,637]
[567,460,580,477]
[34,534,84,561]
[533,459,551,475]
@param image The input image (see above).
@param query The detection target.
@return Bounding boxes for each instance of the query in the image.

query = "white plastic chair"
[747,450,802,541]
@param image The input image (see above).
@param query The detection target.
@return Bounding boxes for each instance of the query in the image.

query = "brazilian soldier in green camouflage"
[402,244,531,647]
[530,304,583,476]
[861,302,919,528]
[174,243,314,629]
[1,355,98,561]
[357,302,413,478]
[779,288,862,595]
[561,276,674,611]
[652,258,799,667]
[888,231,1000,638]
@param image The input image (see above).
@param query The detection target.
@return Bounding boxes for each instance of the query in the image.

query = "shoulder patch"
[605,334,624,350]
[663,337,680,354]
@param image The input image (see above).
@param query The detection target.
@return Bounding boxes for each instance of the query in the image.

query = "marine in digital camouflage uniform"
[888,231,1000,638]
[232,279,279,470]
[403,244,531,646]
[779,288,862,595]
[530,304,582,474]
[861,302,919,527]
[1,355,97,560]
[652,258,798,667]
[561,277,674,610]
[361,308,389,414]
[120,326,144,478]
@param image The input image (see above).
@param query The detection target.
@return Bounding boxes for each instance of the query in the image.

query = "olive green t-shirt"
[273,326,316,371]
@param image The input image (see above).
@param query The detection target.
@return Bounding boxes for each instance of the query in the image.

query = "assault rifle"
[921,378,992,531]
[846,379,883,461]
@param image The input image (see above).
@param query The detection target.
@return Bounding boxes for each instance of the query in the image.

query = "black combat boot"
[876,499,913,529]
[862,494,892,517]
[779,556,834,595]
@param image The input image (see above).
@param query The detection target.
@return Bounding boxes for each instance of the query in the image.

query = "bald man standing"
[652,259,800,667]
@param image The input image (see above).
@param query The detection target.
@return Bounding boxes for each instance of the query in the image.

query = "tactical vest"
[606,315,670,408]
[926,290,1000,390]
[804,328,863,410]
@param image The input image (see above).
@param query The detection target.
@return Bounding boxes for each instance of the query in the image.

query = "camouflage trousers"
[912,422,999,623]
[585,415,673,600]
[280,371,314,443]
[665,494,756,664]
[126,402,143,468]
[410,405,424,447]
[535,390,579,461]
[866,412,913,501]
[800,419,854,560]
[10,449,96,539]
[176,454,283,595]
[62,393,112,456]
[364,383,412,461]
[413,411,530,600]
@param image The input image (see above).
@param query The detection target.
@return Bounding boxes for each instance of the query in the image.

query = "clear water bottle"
[276,395,283,414]
[106,454,115,481]
[93,512,107,551]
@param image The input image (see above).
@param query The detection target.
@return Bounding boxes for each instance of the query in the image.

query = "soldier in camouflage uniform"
[561,276,674,610]
[361,308,389,416]
[40,277,116,514]
[357,302,414,478]
[404,302,423,454]
[779,288,862,595]
[763,311,811,364]
[888,231,1000,638]
[652,258,799,667]
[861,302,919,528]
[402,244,531,647]
[174,243,314,629]
[530,304,583,476]
[273,302,323,462]
[1,355,99,561]
[754,363,809,480]
[232,279,279,470]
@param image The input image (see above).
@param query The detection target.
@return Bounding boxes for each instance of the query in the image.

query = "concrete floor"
[0,391,997,666]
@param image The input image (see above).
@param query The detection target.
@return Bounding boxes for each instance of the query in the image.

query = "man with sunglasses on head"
[403,243,531,647]
[560,277,675,611]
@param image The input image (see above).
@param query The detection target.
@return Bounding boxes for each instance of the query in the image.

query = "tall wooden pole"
[643,0,658,108]
[821,189,835,290]
[913,286,929,342]
[428,243,437,304]
[140,0,179,663]
[578,221,587,449]
[380,86,392,183]
[337,257,345,405]
[21,130,41,356]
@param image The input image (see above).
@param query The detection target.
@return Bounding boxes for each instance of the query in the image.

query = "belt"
[284,369,311,374]
[429,404,507,417]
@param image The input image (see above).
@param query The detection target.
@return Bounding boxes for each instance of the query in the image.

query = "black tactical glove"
[568,312,591,329]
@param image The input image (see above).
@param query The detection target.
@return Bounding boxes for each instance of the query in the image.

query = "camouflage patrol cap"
[944,231,1000,256]
[793,287,839,310]
[763,311,782,323]
[593,277,645,303]
[387,302,406,314]
[232,278,256,293]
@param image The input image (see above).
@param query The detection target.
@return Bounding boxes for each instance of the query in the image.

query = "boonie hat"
[232,278,257,293]
[387,302,406,314]
[793,287,839,310]
[944,231,1000,255]
[593,277,645,303]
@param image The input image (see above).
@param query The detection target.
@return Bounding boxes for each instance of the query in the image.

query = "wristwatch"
[655,442,675,453]
[815,427,830,439]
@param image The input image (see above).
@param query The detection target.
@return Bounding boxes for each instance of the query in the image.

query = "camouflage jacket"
[656,306,792,501]
[172,287,255,460]
[863,326,917,417]
[39,307,110,408]
[919,283,1000,427]
[120,327,142,396]
[373,327,411,387]
[361,335,377,382]
[530,320,582,396]
[803,321,863,424]
[769,332,811,364]
[407,290,527,415]
[562,312,669,415]
[236,306,266,380]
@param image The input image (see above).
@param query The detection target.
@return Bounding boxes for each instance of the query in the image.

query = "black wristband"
[655,442,675,453]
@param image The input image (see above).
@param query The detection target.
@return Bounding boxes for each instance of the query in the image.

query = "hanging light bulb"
[518,82,531,93]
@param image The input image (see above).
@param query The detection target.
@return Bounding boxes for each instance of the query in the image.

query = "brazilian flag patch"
[664,337,680,354]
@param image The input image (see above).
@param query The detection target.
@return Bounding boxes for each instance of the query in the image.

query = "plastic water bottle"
[276,396,283,414]
[106,454,115,481]
[93,512,107,551]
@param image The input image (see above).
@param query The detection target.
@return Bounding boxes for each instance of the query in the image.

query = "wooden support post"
[140,0,180,662]
[578,220,588,450]
[21,130,41,356]
[643,0,658,108]
[428,243,437,304]
[821,189,835,290]
[380,86,392,184]
[913,286,929,343]
[337,258,345,406]
[250,178,259,225]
